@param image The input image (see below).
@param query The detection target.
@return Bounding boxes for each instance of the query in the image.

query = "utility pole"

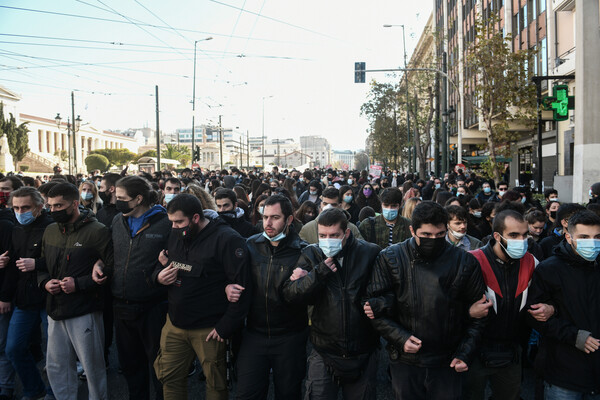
[191,42,197,167]
[401,26,413,173]
[441,52,448,175]
[156,85,161,173]
[71,91,77,175]
[246,130,250,169]
[219,115,223,171]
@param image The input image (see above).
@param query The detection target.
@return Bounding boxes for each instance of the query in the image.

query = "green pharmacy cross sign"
[542,84,575,121]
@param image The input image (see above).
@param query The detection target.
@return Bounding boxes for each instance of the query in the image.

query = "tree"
[0,102,30,170]
[54,150,68,162]
[354,151,370,171]
[465,14,537,181]
[360,82,408,170]
[133,149,157,164]
[161,144,191,167]
[403,65,437,178]
[85,154,109,172]
[90,148,136,168]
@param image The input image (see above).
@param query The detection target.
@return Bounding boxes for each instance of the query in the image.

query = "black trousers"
[389,359,463,400]
[235,328,308,400]
[114,300,167,400]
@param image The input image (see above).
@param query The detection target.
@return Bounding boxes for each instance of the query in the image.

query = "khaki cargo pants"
[154,316,227,400]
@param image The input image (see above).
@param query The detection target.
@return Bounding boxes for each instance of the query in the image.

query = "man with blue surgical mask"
[284,208,380,400]
[230,195,309,400]
[464,210,550,400]
[1,187,54,400]
[359,188,411,249]
[527,210,600,399]
[162,177,181,206]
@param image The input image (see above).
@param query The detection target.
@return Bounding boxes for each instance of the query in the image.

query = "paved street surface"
[19,338,536,399]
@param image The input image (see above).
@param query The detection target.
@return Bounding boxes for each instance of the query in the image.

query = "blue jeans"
[6,307,50,397]
[0,311,15,395]
[545,382,600,400]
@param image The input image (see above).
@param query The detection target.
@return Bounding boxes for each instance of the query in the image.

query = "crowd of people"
[0,165,599,400]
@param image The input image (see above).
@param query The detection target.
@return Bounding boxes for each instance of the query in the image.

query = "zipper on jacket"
[265,255,273,338]
[410,260,418,333]
[122,238,133,299]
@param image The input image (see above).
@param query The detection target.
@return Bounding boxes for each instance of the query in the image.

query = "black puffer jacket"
[527,240,600,394]
[0,211,53,309]
[246,228,308,337]
[366,237,486,367]
[283,233,381,357]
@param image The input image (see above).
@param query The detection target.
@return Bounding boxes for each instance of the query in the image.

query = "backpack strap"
[469,248,503,298]
[369,216,376,245]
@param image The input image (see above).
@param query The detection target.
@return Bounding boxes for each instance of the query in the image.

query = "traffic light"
[542,84,575,121]
[354,62,366,83]
[193,145,200,163]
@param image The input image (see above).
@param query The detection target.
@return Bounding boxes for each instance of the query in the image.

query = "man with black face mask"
[96,173,121,229]
[153,194,251,400]
[365,201,486,399]
[37,182,113,400]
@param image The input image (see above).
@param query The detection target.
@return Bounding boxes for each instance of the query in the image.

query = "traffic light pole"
[531,74,575,193]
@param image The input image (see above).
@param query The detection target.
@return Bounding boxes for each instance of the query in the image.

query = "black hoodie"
[153,216,251,338]
[527,240,600,394]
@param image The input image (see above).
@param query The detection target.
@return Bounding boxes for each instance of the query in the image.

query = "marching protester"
[0,165,595,400]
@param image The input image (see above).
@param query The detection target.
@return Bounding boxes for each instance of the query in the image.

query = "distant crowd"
[0,164,598,400]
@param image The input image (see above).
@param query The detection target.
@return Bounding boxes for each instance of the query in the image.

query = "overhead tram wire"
[94,0,192,62]
[0,49,159,90]
[242,0,267,54]
[130,0,230,73]
[206,0,346,42]
[216,0,248,76]
[0,42,309,63]
[0,6,312,45]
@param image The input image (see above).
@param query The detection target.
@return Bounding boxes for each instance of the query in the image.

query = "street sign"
[542,84,575,121]
[192,163,199,168]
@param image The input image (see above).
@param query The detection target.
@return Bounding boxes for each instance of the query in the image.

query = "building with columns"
[18,114,140,174]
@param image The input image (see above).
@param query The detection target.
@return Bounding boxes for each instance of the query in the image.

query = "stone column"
[573,0,600,202]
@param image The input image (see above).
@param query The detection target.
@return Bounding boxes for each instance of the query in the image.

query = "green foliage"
[354,152,370,171]
[403,60,437,178]
[161,144,190,166]
[54,150,68,162]
[19,165,29,172]
[85,154,109,172]
[90,148,136,168]
[465,14,538,181]
[0,102,31,170]
[133,149,157,164]
[360,82,407,170]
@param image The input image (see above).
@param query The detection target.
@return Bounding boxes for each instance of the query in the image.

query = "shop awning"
[462,155,512,165]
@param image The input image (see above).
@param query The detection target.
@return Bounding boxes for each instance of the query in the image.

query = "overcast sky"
[0,0,432,151]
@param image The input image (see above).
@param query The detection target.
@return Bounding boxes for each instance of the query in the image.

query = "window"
[540,0,545,13]
[540,38,547,75]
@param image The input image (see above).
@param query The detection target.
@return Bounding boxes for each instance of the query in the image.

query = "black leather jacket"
[366,237,486,367]
[246,229,308,337]
[283,234,381,357]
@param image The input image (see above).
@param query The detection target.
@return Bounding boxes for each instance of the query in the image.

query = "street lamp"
[383,24,413,172]
[54,110,81,175]
[442,106,455,171]
[191,37,214,166]
[261,95,273,170]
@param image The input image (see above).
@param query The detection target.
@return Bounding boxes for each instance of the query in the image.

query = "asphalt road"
[37,340,536,400]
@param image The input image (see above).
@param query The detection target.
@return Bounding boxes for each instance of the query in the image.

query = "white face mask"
[449,228,466,240]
